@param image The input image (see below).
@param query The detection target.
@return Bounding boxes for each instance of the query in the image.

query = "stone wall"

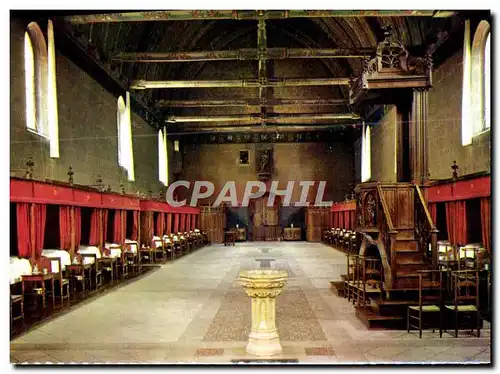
[10,19,166,195]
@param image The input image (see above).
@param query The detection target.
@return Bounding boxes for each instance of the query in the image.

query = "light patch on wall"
[174,140,180,152]
[117,92,135,181]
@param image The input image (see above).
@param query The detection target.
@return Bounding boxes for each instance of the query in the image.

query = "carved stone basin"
[239,269,288,357]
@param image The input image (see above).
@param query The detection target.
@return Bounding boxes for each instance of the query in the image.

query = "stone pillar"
[239,269,288,356]
[410,88,429,185]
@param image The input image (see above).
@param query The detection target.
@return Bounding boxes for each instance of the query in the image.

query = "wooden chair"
[163,236,174,261]
[50,257,70,304]
[360,257,382,307]
[407,270,443,338]
[81,253,102,290]
[10,293,24,329]
[345,254,359,303]
[153,237,166,263]
[445,270,481,338]
[140,244,153,265]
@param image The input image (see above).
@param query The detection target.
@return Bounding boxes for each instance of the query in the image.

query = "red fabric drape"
[113,210,124,244]
[103,209,109,244]
[74,207,82,247]
[338,212,344,229]
[445,201,467,246]
[191,214,196,230]
[16,204,32,258]
[89,209,99,245]
[480,197,491,252]
[155,213,165,236]
[428,203,437,226]
[174,213,180,233]
[33,204,46,260]
[131,211,138,240]
[344,211,350,230]
[59,206,72,249]
[179,213,186,232]
[351,211,356,230]
[166,213,172,235]
[186,214,191,231]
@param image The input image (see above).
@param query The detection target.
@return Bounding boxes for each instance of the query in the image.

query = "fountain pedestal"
[238,269,288,356]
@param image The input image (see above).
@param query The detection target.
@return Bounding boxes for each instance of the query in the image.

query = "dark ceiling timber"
[112,48,374,62]
[165,112,361,123]
[64,10,456,24]
[155,98,348,108]
[130,78,350,89]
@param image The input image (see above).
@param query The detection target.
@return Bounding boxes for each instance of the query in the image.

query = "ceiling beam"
[112,47,374,62]
[155,98,349,107]
[165,113,361,123]
[131,77,350,89]
[65,10,452,24]
[180,124,359,133]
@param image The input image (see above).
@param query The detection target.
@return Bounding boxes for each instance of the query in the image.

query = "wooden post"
[431,230,438,269]
[98,209,103,252]
[30,203,36,263]
[137,209,141,272]
[70,206,76,259]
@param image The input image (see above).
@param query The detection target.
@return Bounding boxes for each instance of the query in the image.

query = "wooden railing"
[414,185,439,268]
[376,184,399,280]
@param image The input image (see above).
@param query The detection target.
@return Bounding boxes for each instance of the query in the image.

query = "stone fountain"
[238,269,288,356]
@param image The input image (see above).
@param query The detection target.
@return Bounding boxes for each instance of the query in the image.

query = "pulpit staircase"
[335,182,439,329]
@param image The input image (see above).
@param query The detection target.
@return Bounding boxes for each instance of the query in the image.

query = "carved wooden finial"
[25,157,34,179]
[120,183,125,194]
[147,188,153,198]
[451,160,459,180]
[67,166,74,185]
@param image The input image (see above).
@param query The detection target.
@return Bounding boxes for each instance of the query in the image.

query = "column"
[410,88,429,185]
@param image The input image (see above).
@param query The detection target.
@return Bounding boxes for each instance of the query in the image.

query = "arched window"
[361,123,371,182]
[158,128,169,186]
[483,33,490,130]
[117,93,135,181]
[465,19,491,143]
[24,22,48,138]
[24,20,59,157]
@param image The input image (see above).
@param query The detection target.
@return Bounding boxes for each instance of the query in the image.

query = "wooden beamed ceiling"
[53,10,462,135]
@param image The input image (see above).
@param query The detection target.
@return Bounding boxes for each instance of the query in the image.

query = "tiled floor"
[10,242,491,365]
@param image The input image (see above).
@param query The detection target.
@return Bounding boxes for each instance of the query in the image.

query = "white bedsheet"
[125,239,138,253]
[41,249,71,273]
[104,243,122,258]
[10,257,32,284]
[152,236,163,248]
[77,245,102,264]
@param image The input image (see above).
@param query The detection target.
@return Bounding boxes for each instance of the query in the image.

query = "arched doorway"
[250,193,281,241]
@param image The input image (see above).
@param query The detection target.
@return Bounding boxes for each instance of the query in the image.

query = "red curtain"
[103,209,109,244]
[155,213,165,236]
[131,211,138,240]
[75,207,82,247]
[33,204,46,260]
[16,204,32,258]
[187,214,191,231]
[338,212,344,229]
[351,211,356,230]
[344,211,350,230]
[113,210,124,243]
[428,203,437,226]
[174,213,180,233]
[89,209,99,245]
[180,214,186,232]
[59,206,72,249]
[480,197,491,252]
[445,201,467,246]
[191,214,196,230]
[166,213,172,234]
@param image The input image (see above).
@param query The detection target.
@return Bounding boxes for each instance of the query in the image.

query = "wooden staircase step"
[355,306,405,329]
[393,240,418,251]
[396,263,430,273]
[330,281,345,297]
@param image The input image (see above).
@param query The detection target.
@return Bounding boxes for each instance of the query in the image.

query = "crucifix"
[25,157,34,179]
[67,166,74,185]
[451,160,459,180]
